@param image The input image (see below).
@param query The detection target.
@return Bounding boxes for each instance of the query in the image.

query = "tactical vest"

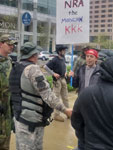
[9,61,53,132]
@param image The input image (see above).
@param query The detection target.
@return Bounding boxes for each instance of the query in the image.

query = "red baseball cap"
[85,49,98,58]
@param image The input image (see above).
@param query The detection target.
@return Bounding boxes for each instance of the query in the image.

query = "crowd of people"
[0,34,113,150]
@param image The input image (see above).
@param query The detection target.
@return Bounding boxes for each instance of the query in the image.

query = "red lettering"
[71,24,76,33]
[78,0,84,7]
[77,25,82,32]
[73,0,78,8]
[65,26,70,34]
[65,0,84,8]
[65,24,83,34]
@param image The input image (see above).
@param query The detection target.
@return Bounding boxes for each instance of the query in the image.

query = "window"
[101,15,105,18]
[94,30,98,32]
[109,4,113,7]
[90,36,97,42]
[95,6,99,8]
[95,15,99,18]
[23,3,33,11]
[108,24,112,27]
[101,20,105,23]
[101,29,105,32]
[102,0,106,3]
[108,29,112,32]
[101,10,106,13]
[94,20,99,23]
[101,5,106,8]
[94,25,98,27]
[101,24,105,27]
[95,10,99,13]
[108,14,112,17]
[0,0,17,7]
[108,9,112,12]
[108,19,112,22]
[95,1,99,4]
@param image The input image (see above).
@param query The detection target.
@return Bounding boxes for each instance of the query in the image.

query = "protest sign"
[56,0,89,44]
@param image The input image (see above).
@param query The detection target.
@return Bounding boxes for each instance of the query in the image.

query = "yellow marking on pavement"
[67,146,74,149]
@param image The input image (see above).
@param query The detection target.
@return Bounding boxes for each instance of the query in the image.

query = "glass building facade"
[0,0,17,7]
[0,0,56,16]
[0,0,56,51]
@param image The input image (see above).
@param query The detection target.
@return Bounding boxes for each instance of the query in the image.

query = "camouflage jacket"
[21,64,66,113]
[0,55,12,140]
[73,56,86,75]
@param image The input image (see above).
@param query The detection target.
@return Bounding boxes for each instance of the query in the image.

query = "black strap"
[21,89,42,99]
[22,97,43,107]
[18,117,45,132]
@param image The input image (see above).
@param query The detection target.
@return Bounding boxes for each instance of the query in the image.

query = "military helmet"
[20,42,38,60]
[56,44,68,54]
[0,34,17,45]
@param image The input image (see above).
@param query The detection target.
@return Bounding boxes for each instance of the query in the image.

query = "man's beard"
[59,53,64,58]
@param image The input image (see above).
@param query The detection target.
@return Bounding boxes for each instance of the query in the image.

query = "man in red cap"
[69,49,100,150]
[85,49,98,66]
[69,49,100,94]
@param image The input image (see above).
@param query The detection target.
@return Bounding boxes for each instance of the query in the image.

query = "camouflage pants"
[0,136,10,150]
[53,78,69,116]
[14,119,44,150]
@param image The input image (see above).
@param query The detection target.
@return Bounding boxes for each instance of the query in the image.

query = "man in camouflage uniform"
[0,34,16,150]
[9,42,72,150]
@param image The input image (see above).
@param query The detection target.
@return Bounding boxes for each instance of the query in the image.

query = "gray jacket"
[72,64,100,94]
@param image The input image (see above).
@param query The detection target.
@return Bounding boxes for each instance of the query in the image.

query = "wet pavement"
[10,92,78,150]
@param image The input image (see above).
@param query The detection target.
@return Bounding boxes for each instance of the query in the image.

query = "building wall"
[90,0,113,42]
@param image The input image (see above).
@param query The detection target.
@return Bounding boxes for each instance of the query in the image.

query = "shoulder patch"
[35,76,46,90]
[35,76,44,82]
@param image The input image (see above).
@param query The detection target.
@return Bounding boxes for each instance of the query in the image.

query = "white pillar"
[47,19,51,52]
[21,23,24,45]
[17,0,22,61]
[33,0,38,45]
[52,25,56,52]
[52,38,55,52]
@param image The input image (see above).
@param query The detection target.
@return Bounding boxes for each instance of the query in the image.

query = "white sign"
[56,0,89,44]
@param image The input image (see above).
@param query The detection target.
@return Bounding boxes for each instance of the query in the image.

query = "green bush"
[67,65,71,74]
[46,75,75,92]
[46,76,53,88]
[67,83,75,92]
